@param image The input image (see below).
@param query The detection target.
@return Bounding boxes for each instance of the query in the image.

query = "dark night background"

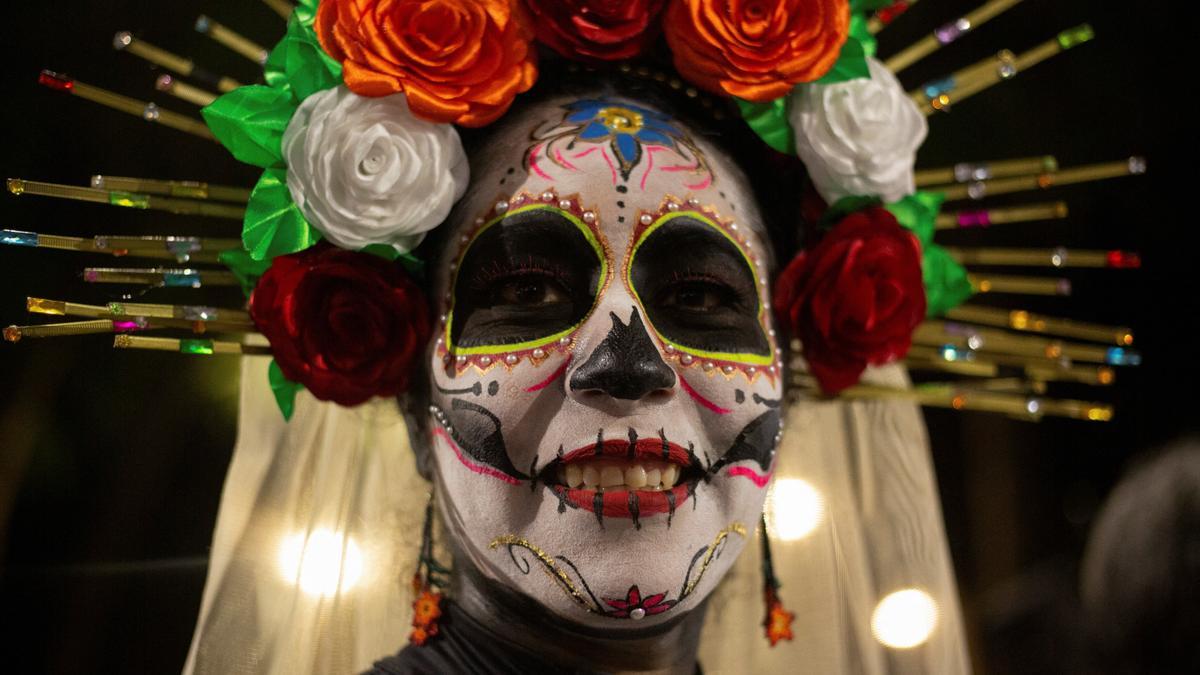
[0,1,1192,673]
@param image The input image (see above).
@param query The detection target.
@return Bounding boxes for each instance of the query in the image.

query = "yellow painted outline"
[626,210,773,366]
[445,203,609,356]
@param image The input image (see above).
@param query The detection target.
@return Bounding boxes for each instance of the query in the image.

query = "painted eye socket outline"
[445,195,611,361]
[625,204,775,368]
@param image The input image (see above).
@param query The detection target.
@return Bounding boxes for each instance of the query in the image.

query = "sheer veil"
[185,356,967,674]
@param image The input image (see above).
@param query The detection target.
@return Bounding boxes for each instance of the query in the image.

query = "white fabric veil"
[185,357,968,674]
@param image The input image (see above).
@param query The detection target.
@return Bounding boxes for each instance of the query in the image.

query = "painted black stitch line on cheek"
[627,427,638,459]
[629,492,641,530]
[753,393,782,408]
[659,428,669,461]
[688,482,698,511]
[594,429,604,456]
[557,444,564,460]
[435,381,484,396]
[593,492,605,528]
[666,489,677,527]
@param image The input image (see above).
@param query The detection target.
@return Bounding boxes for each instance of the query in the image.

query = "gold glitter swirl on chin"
[488,535,594,612]
[681,522,748,599]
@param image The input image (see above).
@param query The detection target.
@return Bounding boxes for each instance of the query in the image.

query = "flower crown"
[200,0,923,415]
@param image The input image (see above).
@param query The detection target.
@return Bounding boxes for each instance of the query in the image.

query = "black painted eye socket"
[449,206,606,351]
[629,214,770,358]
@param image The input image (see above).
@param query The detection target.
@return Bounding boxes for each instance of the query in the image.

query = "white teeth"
[662,465,679,488]
[625,465,647,488]
[556,456,689,491]
[600,465,624,488]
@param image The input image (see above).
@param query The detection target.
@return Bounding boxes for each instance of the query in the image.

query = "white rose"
[283,85,469,253]
[790,57,927,204]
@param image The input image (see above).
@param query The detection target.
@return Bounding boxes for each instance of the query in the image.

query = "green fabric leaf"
[278,13,343,101]
[821,195,883,231]
[361,243,402,261]
[219,248,273,297]
[244,167,319,261]
[887,192,973,316]
[886,191,945,246]
[816,26,870,84]
[850,0,895,13]
[735,97,795,155]
[201,85,296,168]
[268,359,304,421]
[849,13,878,59]
[397,252,426,280]
[921,245,975,316]
[264,38,290,90]
[294,0,320,26]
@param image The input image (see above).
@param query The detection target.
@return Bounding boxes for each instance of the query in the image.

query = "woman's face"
[425,94,783,628]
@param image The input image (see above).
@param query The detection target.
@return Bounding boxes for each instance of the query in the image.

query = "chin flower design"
[790,57,928,204]
[603,584,677,619]
[283,85,469,254]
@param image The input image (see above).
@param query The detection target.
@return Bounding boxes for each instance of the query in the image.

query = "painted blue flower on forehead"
[564,99,685,180]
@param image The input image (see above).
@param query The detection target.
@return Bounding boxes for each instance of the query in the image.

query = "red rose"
[250,244,431,406]
[525,0,665,61]
[773,207,926,394]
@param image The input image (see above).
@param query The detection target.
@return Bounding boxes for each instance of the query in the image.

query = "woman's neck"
[450,556,706,674]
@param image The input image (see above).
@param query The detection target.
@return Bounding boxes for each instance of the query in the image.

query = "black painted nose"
[570,308,676,400]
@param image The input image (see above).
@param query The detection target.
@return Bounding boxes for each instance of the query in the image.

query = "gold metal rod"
[944,247,1140,269]
[5,320,122,341]
[155,74,217,107]
[7,178,244,219]
[944,305,1133,345]
[114,334,272,356]
[113,32,241,93]
[905,355,1000,377]
[915,156,1058,186]
[1025,363,1115,386]
[82,267,240,288]
[27,297,252,325]
[91,176,251,203]
[885,0,1027,74]
[915,321,1123,364]
[36,71,214,140]
[932,158,1146,201]
[916,24,1095,115]
[969,273,1070,296]
[195,15,269,65]
[261,0,295,19]
[794,380,1113,422]
[2,229,228,263]
[935,202,1068,229]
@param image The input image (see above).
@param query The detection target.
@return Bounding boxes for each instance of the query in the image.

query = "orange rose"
[664,0,850,102]
[316,0,539,127]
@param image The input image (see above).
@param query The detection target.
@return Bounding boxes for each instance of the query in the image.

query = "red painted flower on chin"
[773,207,926,394]
[603,584,676,618]
[525,0,665,61]
[250,243,431,406]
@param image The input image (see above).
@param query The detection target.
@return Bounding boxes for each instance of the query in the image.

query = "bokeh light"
[277,528,364,597]
[871,588,939,649]
[766,478,825,541]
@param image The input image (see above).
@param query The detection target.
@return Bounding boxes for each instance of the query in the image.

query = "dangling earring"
[409,491,451,646]
[761,512,795,646]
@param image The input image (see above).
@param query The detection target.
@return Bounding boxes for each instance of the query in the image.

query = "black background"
[0,1,1192,673]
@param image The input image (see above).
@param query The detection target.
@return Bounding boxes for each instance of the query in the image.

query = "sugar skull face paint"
[425,96,784,630]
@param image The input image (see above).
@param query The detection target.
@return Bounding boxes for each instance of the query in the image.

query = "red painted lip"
[560,437,693,468]
[551,483,693,519]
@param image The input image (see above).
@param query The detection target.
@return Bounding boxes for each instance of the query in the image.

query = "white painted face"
[425,94,784,628]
